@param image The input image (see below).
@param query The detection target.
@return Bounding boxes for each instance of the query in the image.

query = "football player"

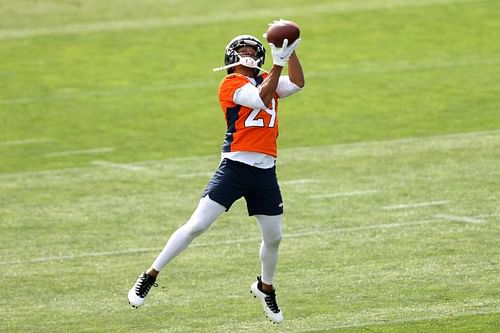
[129,32,303,324]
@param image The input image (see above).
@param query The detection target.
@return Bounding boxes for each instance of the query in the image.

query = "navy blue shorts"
[202,158,283,216]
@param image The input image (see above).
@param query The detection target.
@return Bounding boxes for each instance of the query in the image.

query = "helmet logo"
[241,56,257,67]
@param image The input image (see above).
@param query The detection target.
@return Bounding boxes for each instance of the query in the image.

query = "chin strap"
[213,55,268,73]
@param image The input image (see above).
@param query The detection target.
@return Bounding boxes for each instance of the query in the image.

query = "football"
[264,20,300,47]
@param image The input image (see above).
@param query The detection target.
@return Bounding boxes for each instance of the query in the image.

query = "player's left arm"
[276,51,304,98]
[287,51,304,88]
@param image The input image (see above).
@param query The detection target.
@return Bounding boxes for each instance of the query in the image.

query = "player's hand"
[269,38,301,67]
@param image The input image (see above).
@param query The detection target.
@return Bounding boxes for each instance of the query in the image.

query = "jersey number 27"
[244,99,276,128]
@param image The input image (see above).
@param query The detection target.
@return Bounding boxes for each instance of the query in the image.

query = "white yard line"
[0,218,447,265]
[45,147,114,158]
[0,138,53,146]
[286,219,442,238]
[0,0,481,40]
[310,190,379,199]
[382,200,450,210]
[474,213,500,218]
[435,214,486,224]
[281,179,319,185]
[91,160,146,171]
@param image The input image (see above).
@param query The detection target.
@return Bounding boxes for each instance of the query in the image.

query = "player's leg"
[128,195,225,307]
[250,214,284,323]
[151,195,225,271]
[128,158,244,308]
[246,165,285,323]
[256,214,283,287]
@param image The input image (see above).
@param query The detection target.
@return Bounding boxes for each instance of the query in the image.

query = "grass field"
[1,0,499,332]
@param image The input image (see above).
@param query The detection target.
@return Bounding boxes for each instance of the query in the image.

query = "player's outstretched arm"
[259,38,300,106]
[288,51,304,88]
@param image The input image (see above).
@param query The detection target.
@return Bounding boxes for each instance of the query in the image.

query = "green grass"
[1,0,499,332]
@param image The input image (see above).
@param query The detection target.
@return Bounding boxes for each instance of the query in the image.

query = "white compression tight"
[256,214,283,285]
[151,197,283,286]
[152,196,225,271]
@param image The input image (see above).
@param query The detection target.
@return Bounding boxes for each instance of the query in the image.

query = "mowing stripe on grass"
[176,172,214,179]
[0,80,214,105]
[435,214,486,224]
[310,190,379,199]
[1,129,499,180]
[382,200,450,210]
[44,147,114,158]
[0,0,484,40]
[0,218,453,265]
[287,308,500,333]
[311,54,500,78]
[2,54,499,106]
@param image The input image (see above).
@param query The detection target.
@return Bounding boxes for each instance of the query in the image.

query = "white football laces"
[213,54,268,73]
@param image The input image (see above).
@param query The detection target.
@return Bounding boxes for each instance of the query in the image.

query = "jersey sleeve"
[276,76,303,98]
[218,74,250,108]
[234,83,267,110]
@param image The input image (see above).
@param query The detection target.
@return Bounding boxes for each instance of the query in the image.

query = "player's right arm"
[258,65,283,106]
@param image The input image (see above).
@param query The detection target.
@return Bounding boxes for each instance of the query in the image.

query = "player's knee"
[264,232,282,247]
[186,225,206,237]
[185,218,210,237]
[274,233,282,245]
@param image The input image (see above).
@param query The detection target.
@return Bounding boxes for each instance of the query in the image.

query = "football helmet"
[224,34,266,75]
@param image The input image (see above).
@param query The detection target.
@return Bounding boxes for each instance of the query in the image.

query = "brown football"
[264,20,300,47]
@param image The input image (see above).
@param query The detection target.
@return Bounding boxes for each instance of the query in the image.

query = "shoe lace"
[264,290,280,313]
[135,274,158,297]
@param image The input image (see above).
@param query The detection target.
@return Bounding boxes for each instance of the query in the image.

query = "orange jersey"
[218,73,280,157]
